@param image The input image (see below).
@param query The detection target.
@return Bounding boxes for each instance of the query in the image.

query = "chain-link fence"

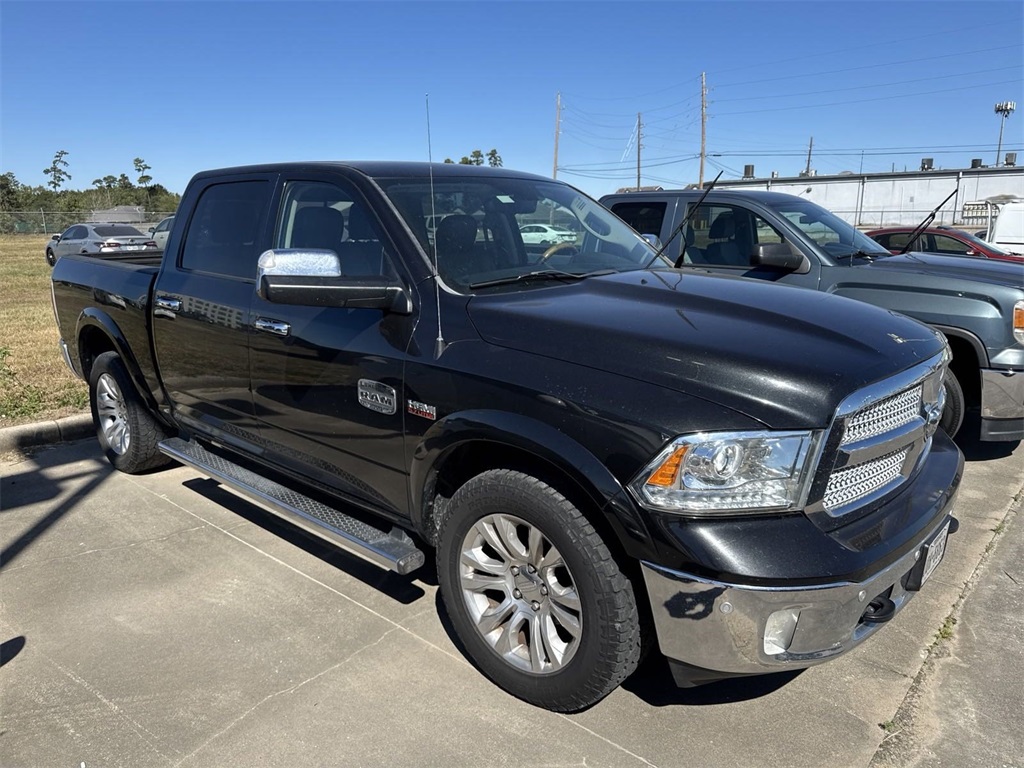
[0,211,177,235]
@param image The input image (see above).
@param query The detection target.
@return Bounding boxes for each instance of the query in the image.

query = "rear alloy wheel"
[89,352,170,474]
[437,469,641,712]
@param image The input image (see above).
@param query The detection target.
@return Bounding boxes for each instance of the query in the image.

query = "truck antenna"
[426,94,447,358]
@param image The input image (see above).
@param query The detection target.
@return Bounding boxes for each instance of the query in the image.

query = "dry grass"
[0,235,89,426]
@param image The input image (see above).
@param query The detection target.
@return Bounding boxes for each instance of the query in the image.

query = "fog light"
[764,609,800,656]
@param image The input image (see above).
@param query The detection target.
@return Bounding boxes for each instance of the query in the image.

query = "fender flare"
[409,409,654,556]
[930,324,989,368]
[75,308,162,415]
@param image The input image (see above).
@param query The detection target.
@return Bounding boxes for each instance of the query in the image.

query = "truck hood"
[866,252,1024,288]
[466,270,944,430]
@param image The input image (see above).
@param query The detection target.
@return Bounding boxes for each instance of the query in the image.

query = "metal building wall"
[716,166,1023,227]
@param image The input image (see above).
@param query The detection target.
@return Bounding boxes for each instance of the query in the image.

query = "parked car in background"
[602,188,1024,443]
[46,223,158,266]
[148,216,175,250]
[518,223,578,244]
[866,225,1024,263]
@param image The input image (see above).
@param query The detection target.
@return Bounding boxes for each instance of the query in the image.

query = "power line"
[712,65,1022,103]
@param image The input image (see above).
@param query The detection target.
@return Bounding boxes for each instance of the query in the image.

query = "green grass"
[0,235,89,426]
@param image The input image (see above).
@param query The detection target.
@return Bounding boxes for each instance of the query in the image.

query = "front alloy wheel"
[459,513,582,674]
[438,469,641,712]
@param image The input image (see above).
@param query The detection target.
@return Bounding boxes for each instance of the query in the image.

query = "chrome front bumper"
[641,514,956,677]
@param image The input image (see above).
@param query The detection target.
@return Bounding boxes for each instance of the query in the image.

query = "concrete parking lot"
[1,426,1021,768]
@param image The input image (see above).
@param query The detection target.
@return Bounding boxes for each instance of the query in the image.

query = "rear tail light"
[144,240,158,248]
[95,241,121,249]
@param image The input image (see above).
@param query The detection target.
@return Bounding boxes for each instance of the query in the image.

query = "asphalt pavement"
[1,423,1021,768]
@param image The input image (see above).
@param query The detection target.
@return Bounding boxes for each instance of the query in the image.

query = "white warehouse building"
[714,163,1023,230]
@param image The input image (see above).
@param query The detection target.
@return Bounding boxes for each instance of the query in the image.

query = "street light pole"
[994,101,1016,167]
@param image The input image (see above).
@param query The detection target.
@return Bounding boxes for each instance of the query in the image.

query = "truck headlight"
[1013,300,1024,346]
[629,431,819,515]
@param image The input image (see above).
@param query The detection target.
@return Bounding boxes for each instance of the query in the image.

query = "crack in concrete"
[49,658,178,764]
[171,626,402,767]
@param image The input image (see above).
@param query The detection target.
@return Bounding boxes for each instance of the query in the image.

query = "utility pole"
[804,136,814,176]
[636,112,642,191]
[699,71,707,189]
[552,92,562,179]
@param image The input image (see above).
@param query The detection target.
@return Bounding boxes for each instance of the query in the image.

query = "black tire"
[940,368,965,439]
[437,469,641,712]
[89,351,170,474]
[45,249,55,267]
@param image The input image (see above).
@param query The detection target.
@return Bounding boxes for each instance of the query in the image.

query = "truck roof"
[189,161,554,183]
[603,188,804,205]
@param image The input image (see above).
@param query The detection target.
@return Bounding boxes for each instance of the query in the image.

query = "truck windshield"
[378,176,667,290]
[768,199,891,260]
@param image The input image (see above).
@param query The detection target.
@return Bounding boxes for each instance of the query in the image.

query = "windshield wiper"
[898,187,958,254]
[469,269,615,290]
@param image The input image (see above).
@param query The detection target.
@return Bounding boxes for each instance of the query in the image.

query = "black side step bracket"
[158,437,425,575]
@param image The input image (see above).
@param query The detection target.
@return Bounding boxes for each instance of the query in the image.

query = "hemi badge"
[407,400,437,420]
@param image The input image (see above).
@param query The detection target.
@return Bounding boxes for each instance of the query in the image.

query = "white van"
[986,199,1024,254]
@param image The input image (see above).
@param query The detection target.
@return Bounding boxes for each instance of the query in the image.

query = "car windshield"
[377,175,667,290]
[766,199,891,259]
[94,225,146,237]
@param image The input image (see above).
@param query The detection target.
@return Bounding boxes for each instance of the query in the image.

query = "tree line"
[1,150,182,232]
[0,149,503,234]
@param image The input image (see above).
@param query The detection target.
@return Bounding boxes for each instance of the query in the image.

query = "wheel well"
[78,326,117,382]
[423,440,654,650]
[424,441,627,560]
[944,335,980,408]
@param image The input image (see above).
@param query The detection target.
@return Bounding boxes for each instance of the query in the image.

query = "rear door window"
[180,180,271,279]
[609,202,668,240]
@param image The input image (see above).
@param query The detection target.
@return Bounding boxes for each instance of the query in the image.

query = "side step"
[158,437,425,575]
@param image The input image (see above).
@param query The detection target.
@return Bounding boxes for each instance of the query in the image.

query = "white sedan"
[46,223,158,266]
[519,223,578,245]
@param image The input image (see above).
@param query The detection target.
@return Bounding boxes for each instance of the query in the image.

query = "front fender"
[409,409,655,558]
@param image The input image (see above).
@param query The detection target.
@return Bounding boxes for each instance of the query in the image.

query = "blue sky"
[2,1,1022,199]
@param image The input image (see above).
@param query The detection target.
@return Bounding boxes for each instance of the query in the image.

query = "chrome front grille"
[816,351,947,520]
[824,446,910,510]
[841,385,922,446]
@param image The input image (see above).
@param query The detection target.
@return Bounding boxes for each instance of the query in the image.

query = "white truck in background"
[971,196,1024,254]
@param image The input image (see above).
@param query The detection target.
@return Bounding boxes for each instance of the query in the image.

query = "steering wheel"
[539,241,578,262]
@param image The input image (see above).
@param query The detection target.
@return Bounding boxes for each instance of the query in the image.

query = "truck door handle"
[155,295,182,312]
[254,317,291,336]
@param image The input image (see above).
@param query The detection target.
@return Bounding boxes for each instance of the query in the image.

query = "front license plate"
[906,519,951,591]
[921,520,951,585]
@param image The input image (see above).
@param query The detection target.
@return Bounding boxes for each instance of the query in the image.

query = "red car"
[866,226,1024,263]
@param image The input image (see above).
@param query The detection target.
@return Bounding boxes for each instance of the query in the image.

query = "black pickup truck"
[52,162,962,711]
[601,189,1024,443]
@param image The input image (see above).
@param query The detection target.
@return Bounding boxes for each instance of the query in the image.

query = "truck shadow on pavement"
[0,440,116,572]
[180,477,433,605]
[621,655,802,707]
[956,411,1020,462]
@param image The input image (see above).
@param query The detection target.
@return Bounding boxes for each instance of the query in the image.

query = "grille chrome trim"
[811,350,948,522]
[841,385,921,446]
[824,445,910,510]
